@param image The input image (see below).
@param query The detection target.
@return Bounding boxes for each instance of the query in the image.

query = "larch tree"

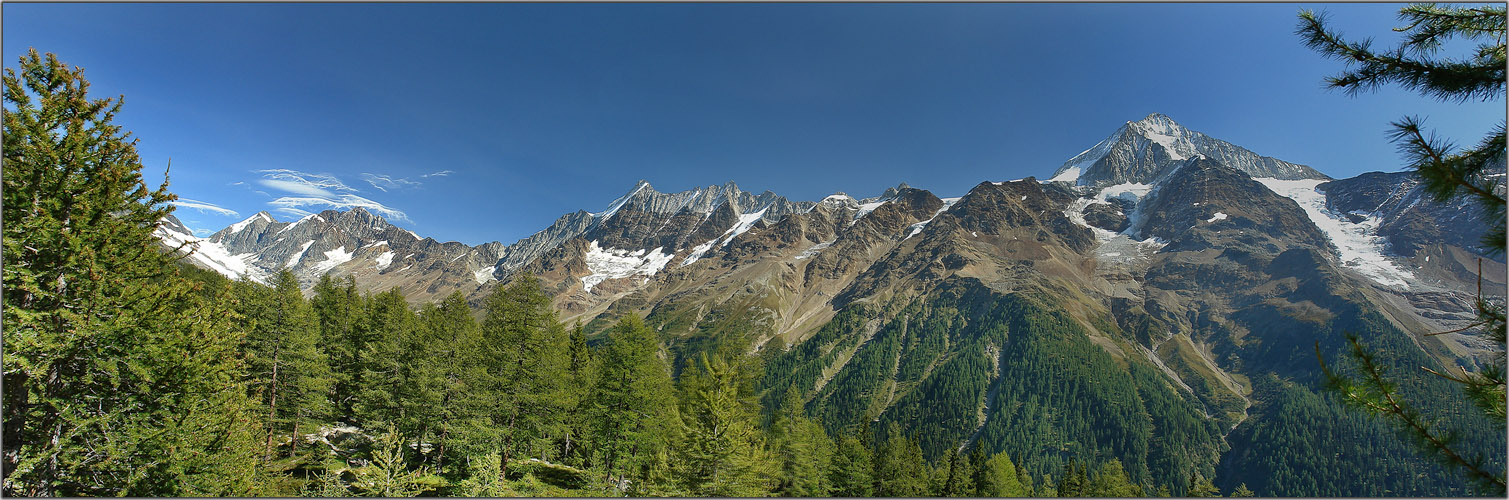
[2,49,263,496]
[591,313,679,494]
[477,275,570,478]
[1299,4,1506,494]
[676,352,778,497]
[239,270,333,462]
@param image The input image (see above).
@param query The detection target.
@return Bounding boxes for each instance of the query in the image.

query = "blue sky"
[4,3,1503,245]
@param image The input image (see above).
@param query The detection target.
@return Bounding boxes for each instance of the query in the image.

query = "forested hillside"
[5,45,1503,497]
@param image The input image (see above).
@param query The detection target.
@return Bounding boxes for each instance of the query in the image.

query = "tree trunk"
[263,350,281,462]
[2,372,29,488]
[288,419,300,459]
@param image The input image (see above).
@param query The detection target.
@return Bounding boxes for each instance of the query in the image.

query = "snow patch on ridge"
[794,239,836,260]
[593,182,649,220]
[1206,212,1227,223]
[375,251,395,271]
[310,246,353,277]
[681,239,718,267]
[473,266,496,284]
[154,221,267,284]
[279,213,322,234]
[581,240,674,292]
[720,208,769,248]
[903,197,961,240]
[229,212,273,234]
[286,240,316,268]
[1049,167,1081,183]
[850,201,887,226]
[1255,178,1415,288]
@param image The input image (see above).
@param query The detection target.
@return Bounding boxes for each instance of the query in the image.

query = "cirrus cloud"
[171,198,240,217]
[254,169,411,223]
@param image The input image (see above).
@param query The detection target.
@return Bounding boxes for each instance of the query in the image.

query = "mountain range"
[155,112,1506,495]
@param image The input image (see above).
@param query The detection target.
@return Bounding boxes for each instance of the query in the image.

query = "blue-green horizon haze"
[4,2,1503,246]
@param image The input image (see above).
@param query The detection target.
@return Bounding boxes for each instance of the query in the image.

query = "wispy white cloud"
[420,169,455,178]
[254,169,357,197]
[274,207,315,219]
[268,194,411,223]
[172,198,240,217]
[360,173,421,192]
[192,228,215,236]
[253,169,411,223]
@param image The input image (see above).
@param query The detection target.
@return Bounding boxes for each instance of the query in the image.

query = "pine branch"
[1298,9,1506,102]
[1316,338,1507,494]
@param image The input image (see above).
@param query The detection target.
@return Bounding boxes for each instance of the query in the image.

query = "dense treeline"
[5,49,1500,497]
[179,268,1232,496]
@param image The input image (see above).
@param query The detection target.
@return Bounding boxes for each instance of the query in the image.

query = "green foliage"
[1188,471,1221,497]
[828,430,876,497]
[411,292,489,475]
[1299,7,1506,492]
[772,385,835,497]
[1056,459,1089,497]
[2,49,264,495]
[873,421,930,496]
[239,270,335,462]
[478,275,572,471]
[591,313,679,493]
[348,425,435,497]
[1087,459,1142,497]
[676,353,778,496]
[311,274,367,418]
[976,450,1031,497]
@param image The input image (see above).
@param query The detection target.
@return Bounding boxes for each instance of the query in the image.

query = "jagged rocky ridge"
[1051,113,1329,187]
[158,113,1505,494]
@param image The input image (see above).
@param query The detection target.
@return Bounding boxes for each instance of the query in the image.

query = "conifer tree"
[591,313,679,494]
[939,447,972,497]
[1300,4,1507,494]
[240,270,334,461]
[977,451,1031,497]
[1188,471,1221,497]
[1088,459,1142,497]
[677,352,778,496]
[1056,459,1089,497]
[414,291,486,473]
[772,384,834,497]
[477,275,571,477]
[2,49,263,495]
[353,287,418,429]
[873,421,930,496]
[828,430,876,497]
[310,274,366,418]
[558,323,600,467]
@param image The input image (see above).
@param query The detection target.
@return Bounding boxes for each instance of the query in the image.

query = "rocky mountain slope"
[158,113,1505,495]
[1050,113,1329,186]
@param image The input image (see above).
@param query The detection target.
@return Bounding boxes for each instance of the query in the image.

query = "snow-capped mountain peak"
[1049,113,1328,187]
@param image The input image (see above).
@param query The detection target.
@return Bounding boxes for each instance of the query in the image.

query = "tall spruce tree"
[771,384,834,497]
[1299,4,1507,494]
[412,291,486,474]
[591,313,679,494]
[239,270,333,462]
[477,275,570,478]
[2,49,263,495]
[677,352,778,496]
[310,274,366,419]
[558,323,599,467]
[828,429,876,497]
[353,287,418,429]
[873,421,930,496]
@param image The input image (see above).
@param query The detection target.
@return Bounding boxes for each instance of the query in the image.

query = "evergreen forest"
[3,14,1504,494]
